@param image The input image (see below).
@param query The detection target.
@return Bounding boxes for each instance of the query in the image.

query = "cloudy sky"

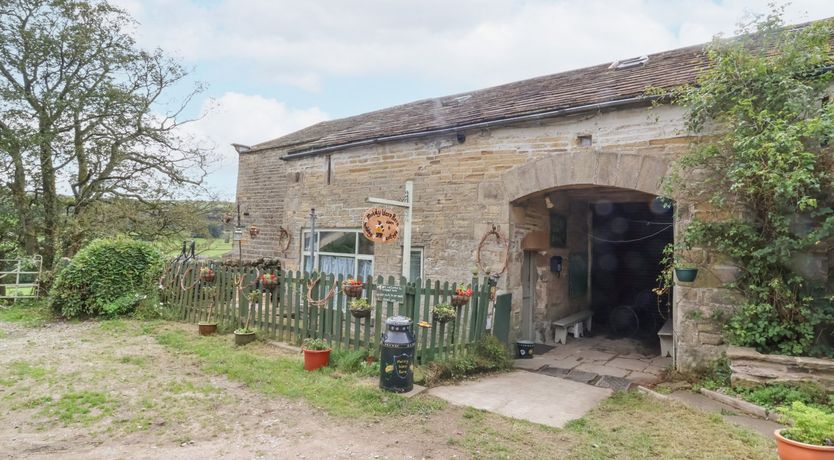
[111,0,834,199]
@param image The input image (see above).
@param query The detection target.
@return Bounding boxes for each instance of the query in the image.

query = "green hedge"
[49,238,163,318]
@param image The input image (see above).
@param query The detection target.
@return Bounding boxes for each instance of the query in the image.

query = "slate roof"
[250,43,712,155]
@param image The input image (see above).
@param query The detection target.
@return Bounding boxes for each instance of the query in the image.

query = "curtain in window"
[319,255,354,278]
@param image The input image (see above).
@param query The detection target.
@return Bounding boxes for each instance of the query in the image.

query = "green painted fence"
[159,261,494,363]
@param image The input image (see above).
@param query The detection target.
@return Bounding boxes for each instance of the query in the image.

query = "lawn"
[0,304,777,459]
[163,237,232,259]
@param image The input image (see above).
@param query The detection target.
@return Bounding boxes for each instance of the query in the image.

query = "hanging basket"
[349,307,372,319]
[433,313,455,324]
[451,295,470,308]
[343,283,364,298]
[198,268,216,283]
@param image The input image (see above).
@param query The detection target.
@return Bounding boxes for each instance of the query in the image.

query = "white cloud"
[117,0,834,90]
[182,92,328,198]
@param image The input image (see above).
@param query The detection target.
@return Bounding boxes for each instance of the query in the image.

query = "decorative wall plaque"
[362,208,400,243]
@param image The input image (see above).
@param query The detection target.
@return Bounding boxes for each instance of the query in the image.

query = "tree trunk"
[38,135,58,268]
[8,144,37,255]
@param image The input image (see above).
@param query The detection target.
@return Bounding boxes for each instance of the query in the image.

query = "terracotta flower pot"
[343,284,364,298]
[303,348,331,371]
[451,295,470,307]
[234,331,256,346]
[775,429,834,460]
[198,322,217,336]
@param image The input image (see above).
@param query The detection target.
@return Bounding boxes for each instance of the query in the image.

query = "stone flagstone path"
[513,334,671,389]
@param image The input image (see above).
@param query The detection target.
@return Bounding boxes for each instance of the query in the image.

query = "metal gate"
[0,256,43,301]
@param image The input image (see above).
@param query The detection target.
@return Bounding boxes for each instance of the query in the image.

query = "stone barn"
[232,42,741,371]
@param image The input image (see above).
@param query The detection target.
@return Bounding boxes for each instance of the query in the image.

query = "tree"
[667,10,834,356]
[0,0,211,266]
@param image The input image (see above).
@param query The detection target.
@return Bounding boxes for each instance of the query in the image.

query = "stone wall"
[728,346,834,391]
[235,102,733,370]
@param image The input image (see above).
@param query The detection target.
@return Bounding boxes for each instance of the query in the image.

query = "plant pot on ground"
[233,291,259,346]
[348,298,372,318]
[198,286,218,336]
[302,338,331,371]
[432,303,456,324]
[774,402,834,460]
[234,328,256,345]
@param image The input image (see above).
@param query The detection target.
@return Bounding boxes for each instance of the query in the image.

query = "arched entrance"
[503,153,675,382]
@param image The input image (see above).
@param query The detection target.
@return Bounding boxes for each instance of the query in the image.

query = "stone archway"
[501,151,670,203]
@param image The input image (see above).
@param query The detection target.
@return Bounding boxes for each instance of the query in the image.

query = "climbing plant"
[664,10,834,356]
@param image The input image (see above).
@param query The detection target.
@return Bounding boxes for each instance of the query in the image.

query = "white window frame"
[409,247,424,280]
[300,228,373,278]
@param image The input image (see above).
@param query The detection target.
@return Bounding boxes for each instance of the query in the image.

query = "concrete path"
[428,371,611,428]
[667,390,784,438]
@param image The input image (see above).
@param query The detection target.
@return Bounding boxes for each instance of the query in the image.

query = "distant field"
[165,237,233,259]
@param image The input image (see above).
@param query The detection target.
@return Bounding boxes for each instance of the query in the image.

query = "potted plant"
[199,267,216,283]
[774,402,834,459]
[259,272,279,291]
[451,285,473,307]
[234,291,259,346]
[198,286,218,336]
[432,303,456,324]
[348,298,372,318]
[674,264,699,283]
[342,278,364,298]
[302,338,331,371]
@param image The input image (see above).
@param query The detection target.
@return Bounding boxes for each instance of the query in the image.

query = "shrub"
[779,401,834,446]
[474,334,512,371]
[49,238,163,318]
[421,334,511,386]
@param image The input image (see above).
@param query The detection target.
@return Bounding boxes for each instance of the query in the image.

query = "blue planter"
[675,268,698,283]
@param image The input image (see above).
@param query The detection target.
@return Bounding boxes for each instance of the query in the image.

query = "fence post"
[492,292,512,347]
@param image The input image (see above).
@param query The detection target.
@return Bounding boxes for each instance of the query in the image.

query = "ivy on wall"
[664,10,834,356]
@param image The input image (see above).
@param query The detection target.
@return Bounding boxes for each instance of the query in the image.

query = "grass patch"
[154,328,444,418]
[39,391,116,425]
[729,382,834,412]
[564,391,774,459]
[0,300,52,327]
[2,361,53,386]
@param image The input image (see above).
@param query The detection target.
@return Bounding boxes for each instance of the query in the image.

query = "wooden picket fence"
[159,261,493,363]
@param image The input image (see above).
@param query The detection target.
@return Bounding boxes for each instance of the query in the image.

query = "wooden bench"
[658,319,673,357]
[552,310,593,344]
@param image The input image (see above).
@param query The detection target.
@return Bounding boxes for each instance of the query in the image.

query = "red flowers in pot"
[259,272,278,290]
[342,278,364,298]
[451,285,473,307]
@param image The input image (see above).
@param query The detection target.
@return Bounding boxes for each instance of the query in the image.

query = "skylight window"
[609,55,649,70]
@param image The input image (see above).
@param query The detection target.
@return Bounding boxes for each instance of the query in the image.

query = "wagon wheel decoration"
[476,225,510,277]
[179,265,200,291]
[277,226,292,255]
[306,275,339,307]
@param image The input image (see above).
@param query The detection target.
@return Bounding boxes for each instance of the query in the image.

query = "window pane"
[358,234,374,255]
[409,250,422,280]
[358,259,373,280]
[303,255,313,273]
[320,255,354,278]
[303,231,317,252]
[319,231,356,254]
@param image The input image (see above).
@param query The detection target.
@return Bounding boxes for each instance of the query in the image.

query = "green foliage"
[733,382,833,412]
[329,348,379,376]
[665,11,834,356]
[155,329,444,418]
[302,337,329,351]
[473,334,512,371]
[780,401,834,446]
[432,303,456,323]
[0,300,53,326]
[49,238,163,318]
[423,334,511,386]
[348,298,371,311]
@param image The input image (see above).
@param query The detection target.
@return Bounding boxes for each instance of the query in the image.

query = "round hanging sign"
[362,208,400,243]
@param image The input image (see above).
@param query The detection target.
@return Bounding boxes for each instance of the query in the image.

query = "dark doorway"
[590,200,673,345]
